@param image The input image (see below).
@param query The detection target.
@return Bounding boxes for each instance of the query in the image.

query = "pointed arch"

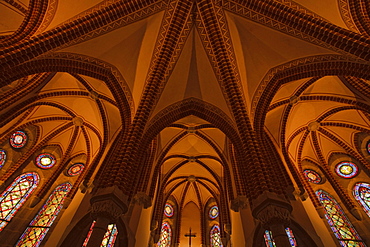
[16,182,72,246]
[82,221,118,247]
[158,221,171,247]
[0,172,39,231]
[210,224,223,247]
[315,190,365,246]
[353,182,370,218]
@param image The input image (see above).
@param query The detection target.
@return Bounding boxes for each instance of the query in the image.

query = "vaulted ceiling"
[1,0,370,235]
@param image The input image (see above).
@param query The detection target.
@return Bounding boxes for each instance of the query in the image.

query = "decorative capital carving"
[230,196,248,212]
[133,192,152,209]
[90,186,128,221]
[251,192,292,228]
[255,204,291,228]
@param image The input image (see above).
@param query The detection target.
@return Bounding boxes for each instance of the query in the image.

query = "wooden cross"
[184,228,196,247]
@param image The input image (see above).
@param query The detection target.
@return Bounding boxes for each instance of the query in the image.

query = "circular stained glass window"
[209,205,219,219]
[164,203,174,217]
[335,162,358,178]
[367,140,370,154]
[67,163,84,176]
[35,153,56,169]
[303,169,322,184]
[10,131,27,148]
[0,150,6,168]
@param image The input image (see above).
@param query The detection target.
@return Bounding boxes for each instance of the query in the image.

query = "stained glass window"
[67,163,84,176]
[316,190,365,246]
[210,224,223,247]
[209,205,219,219]
[83,221,118,247]
[0,150,6,168]
[264,230,276,247]
[157,222,171,247]
[16,183,72,247]
[35,153,56,169]
[164,203,173,217]
[10,131,27,149]
[367,140,370,155]
[0,172,39,231]
[303,169,322,184]
[335,162,358,178]
[353,182,370,218]
[264,228,297,247]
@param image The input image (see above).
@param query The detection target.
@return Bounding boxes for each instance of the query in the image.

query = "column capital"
[90,186,128,221]
[251,192,292,228]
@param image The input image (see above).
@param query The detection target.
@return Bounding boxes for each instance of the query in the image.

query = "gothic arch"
[0,53,133,130]
[253,55,370,134]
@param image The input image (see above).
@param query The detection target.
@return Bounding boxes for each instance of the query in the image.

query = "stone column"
[252,192,292,247]
[86,186,128,247]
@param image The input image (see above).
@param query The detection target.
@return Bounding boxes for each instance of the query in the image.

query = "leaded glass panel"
[0,172,39,231]
[16,183,72,247]
[316,190,366,246]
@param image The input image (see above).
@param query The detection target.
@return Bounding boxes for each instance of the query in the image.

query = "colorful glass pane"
[303,169,322,184]
[10,131,27,149]
[83,221,118,247]
[0,172,39,231]
[164,203,173,217]
[264,228,297,247]
[16,183,72,247]
[0,150,6,168]
[335,162,358,178]
[353,183,370,218]
[157,222,171,247]
[264,230,276,247]
[285,228,298,247]
[367,141,370,155]
[67,163,84,176]
[209,205,219,219]
[316,190,365,246]
[35,153,56,169]
[210,225,223,247]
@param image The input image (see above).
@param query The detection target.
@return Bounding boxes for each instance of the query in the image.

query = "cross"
[184,228,196,247]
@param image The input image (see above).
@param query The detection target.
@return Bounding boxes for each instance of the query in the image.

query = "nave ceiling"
[1,1,370,245]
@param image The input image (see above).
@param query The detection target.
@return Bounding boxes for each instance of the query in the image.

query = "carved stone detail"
[133,192,152,209]
[90,186,128,221]
[91,200,124,221]
[230,196,248,212]
[255,204,291,227]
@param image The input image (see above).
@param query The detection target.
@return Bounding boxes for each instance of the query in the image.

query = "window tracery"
[210,224,223,247]
[0,172,39,231]
[83,221,118,247]
[157,222,171,247]
[16,182,72,247]
[316,190,365,246]
[353,182,370,218]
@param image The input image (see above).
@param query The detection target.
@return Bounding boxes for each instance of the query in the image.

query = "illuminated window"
[210,224,223,247]
[35,153,56,169]
[16,183,72,247]
[164,203,173,217]
[10,131,27,149]
[0,172,39,231]
[0,150,6,168]
[209,205,219,219]
[367,140,370,154]
[157,222,171,247]
[335,162,358,178]
[67,163,84,176]
[316,190,365,246]
[264,228,297,247]
[303,169,322,184]
[83,221,118,247]
[353,182,370,218]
